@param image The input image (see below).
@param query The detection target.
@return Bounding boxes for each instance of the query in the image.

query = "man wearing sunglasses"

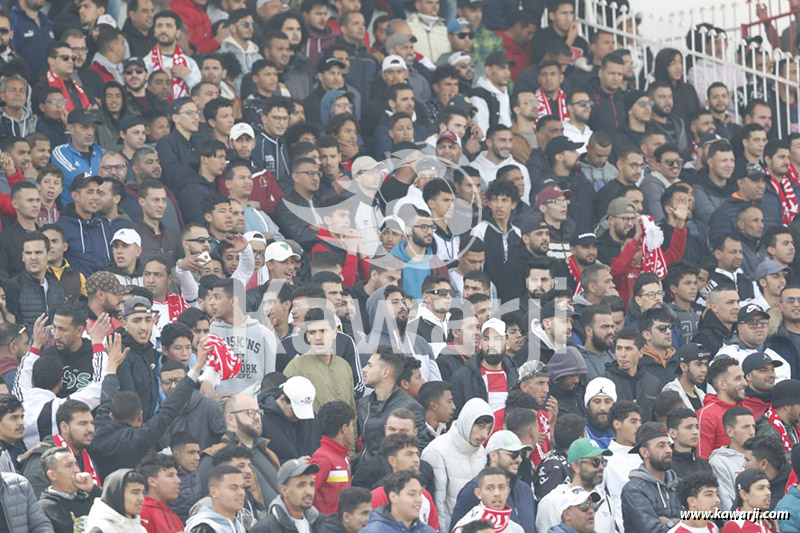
[640,144,682,222]
[409,275,455,357]
[536,438,612,533]
[451,432,535,533]
[548,488,603,533]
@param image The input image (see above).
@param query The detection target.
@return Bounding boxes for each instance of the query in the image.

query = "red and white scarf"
[771,175,800,225]
[530,410,551,467]
[567,255,583,297]
[640,215,668,279]
[204,333,242,380]
[46,70,89,113]
[535,88,569,122]
[150,45,189,102]
[157,293,189,324]
[788,163,800,185]
[54,433,100,487]
[452,504,514,533]
[764,407,800,452]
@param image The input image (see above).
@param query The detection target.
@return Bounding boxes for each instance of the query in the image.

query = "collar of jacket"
[641,345,676,368]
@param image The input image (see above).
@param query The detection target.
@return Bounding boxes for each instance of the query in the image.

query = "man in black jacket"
[588,55,627,134]
[38,446,101,533]
[122,0,155,59]
[13,232,66,330]
[0,182,41,279]
[258,376,322,464]
[693,284,740,356]
[156,97,200,195]
[604,327,661,422]
[450,318,519,422]
[666,408,712,481]
[116,296,161,421]
[89,346,205,481]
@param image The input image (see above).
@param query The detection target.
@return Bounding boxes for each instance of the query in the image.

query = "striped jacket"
[50,141,105,205]
[308,436,351,515]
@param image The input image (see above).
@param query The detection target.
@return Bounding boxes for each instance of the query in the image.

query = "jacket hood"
[101,468,139,516]
[628,463,677,490]
[476,75,506,96]
[698,309,732,337]
[321,89,350,128]
[548,345,587,381]
[709,446,743,460]
[454,398,494,443]
[267,494,320,527]
[530,321,555,350]
[702,393,736,408]
[694,170,731,194]
[184,504,245,533]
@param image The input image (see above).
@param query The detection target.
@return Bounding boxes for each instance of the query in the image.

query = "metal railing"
[575,0,800,137]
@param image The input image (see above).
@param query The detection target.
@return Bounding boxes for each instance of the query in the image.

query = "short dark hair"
[337,486,372,516]
[486,178,519,203]
[666,407,697,430]
[722,406,754,429]
[609,400,641,426]
[208,464,242,488]
[476,466,509,485]
[553,413,586,450]
[399,356,422,385]
[169,431,200,449]
[32,355,62,390]
[706,356,740,389]
[318,401,355,438]
[743,435,786,469]
[374,345,406,382]
[614,327,645,350]
[139,179,165,200]
[677,471,719,509]
[138,451,180,488]
[581,304,612,328]
[204,97,233,123]
[21,231,49,253]
[653,390,684,421]
[640,307,674,332]
[707,81,728,99]
[160,322,193,350]
[111,391,141,423]
[417,381,451,411]
[211,445,252,466]
[55,399,91,430]
[383,470,419,499]
[381,432,419,459]
[54,298,89,328]
[633,272,661,296]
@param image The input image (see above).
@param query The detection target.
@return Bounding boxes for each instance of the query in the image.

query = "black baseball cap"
[742,351,783,376]
[674,343,711,374]
[628,422,669,454]
[541,299,579,320]
[317,56,346,73]
[520,214,548,234]
[570,232,598,246]
[735,469,768,493]
[67,109,102,126]
[485,51,516,68]
[737,302,769,323]
[70,173,104,192]
[120,115,145,132]
[545,136,584,160]
[123,57,146,70]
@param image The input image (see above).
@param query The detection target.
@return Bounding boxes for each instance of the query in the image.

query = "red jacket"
[499,32,532,81]
[216,169,283,216]
[170,0,219,53]
[140,497,184,533]
[87,61,115,84]
[311,228,370,287]
[309,436,351,514]
[741,394,771,420]
[697,393,741,460]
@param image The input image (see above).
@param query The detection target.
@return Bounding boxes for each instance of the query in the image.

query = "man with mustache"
[450,319,519,428]
[583,377,616,450]
[577,306,615,382]
[253,458,325,532]
[144,11,200,101]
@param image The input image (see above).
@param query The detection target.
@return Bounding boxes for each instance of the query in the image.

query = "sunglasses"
[571,99,593,107]
[502,449,528,460]
[426,288,459,297]
[653,324,671,333]
[0,28,10,35]
[580,457,607,468]
[58,55,78,62]
[576,501,602,512]
[124,68,145,75]
[664,158,683,166]
[238,21,254,28]
[456,32,474,39]
[187,237,213,244]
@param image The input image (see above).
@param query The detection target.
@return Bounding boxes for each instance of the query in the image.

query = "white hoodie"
[472,76,512,134]
[470,150,532,205]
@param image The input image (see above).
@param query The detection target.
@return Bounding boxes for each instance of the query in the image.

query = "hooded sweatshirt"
[184,504,246,533]
[420,398,494,531]
[84,469,147,533]
[0,106,37,138]
[360,504,436,533]
[389,240,448,300]
[709,446,746,512]
[251,494,325,533]
[211,317,278,396]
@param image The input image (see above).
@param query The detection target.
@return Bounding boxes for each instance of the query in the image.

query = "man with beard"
[450,318,519,427]
[663,343,710,411]
[437,310,479,383]
[639,308,678,387]
[647,81,689,151]
[568,234,600,296]
[504,214,558,302]
[707,82,741,141]
[588,55,627,135]
[563,90,593,153]
[536,438,614,533]
[450,431,536,533]
[684,110,717,161]
[594,147,645,225]
[534,136,594,233]
[596,198,636,267]
[122,151,183,242]
[517,257,556,320]
[578,307,615,382]
[694,283,741,358]
[254,458,325,533]
[754,378,800,452]
[471,125,530,202]
[390,207,448,301]
[197,394,281,507]
[144,11,201,102]
[667,408,712,481]
[123,58,160,116]
[697,357,747,460]
[621,422,681,532]
[583,377,616,449]
[510,91,539,165]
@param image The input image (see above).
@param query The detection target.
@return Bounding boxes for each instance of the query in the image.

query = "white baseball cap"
[111,228,141,247]
[448,51,472,67]
[584,377,618,406]
[230,123,255,141]
[96,14,117,28]
[557,487,602,514]
[382,54,409,72]
[243,231,268,246]
[264,241,301,262]
[481,318,506,336]
[280,376,316,420]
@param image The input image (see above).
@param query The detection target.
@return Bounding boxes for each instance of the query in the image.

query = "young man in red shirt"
[138,452,184,532]
[309,400,355,514]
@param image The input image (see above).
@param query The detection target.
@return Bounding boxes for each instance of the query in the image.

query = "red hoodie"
[140,497,184,533]
[169,0,219,53]
[309,436,352,514]
[697,393,741,460]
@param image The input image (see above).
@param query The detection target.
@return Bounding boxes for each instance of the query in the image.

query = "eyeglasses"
[70,46,88,54]
[238,20,254,28]
[546,198,570,205]
[625,161,645,170]
[335,102,354,110]
[571,99,593,107]
[100,164,126,171]
[253,250,266,258]
[664,158,683,167]
[180,110,201,117]
[580,457,607,468]
[784,296,800,305]
[187,237,213,243]
[640,290,665,299]
[231,408,264,419]
[58,55,78,62]
[124,68,145,75]
[455,61,474,69]
[653,324,670,333]
[268,115,290,122]
[414,224,436,232]
[745,319,769,328]
[45,98,68,106]
[296,170,322,177]
[576,501,602,512]
[426,288,459,297]
[617,216,637,223]
[456,32,474,39]
[160,378,181,387]
[637,100,655,108]
[0,28,10,35]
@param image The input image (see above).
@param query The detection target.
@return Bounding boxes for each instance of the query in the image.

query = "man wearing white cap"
[108,228,144,286]
[451,318,519,426]
[264,241,301,285]
[225,123,284,217]
[259,376,321,463]
[549,487,603,533]
[450,430,536,533]
[584,377,617,449]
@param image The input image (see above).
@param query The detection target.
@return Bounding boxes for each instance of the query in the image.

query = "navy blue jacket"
[10,5,53,78]
[56,204,112,277]
[449,475,536,533]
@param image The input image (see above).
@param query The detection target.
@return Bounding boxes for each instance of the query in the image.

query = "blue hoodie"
[390,240,442,300]
[184,505,246,533]
[56,203,112,277]
[361,505,436,533]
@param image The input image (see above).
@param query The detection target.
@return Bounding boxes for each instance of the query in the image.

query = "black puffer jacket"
[692,310,733,357]
[450,351,519,418]
[116,327,160,421]
[13,271,66,329]
[604,362,661,422]
[257,387,321,463]
[357,386,427,458]
[39,485,101,533]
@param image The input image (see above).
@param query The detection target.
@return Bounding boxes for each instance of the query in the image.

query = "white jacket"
[600,439,642,532]
[406,12,450,64]
[84,498,146,533]
[470,151,531,206]
[662,377,706,412]
[537,483,615,533]
[420,398,494,532]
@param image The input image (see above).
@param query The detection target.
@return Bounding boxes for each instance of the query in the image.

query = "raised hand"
[193,335,210,374]
[89,313,110,345]
[31,314,48,350]
[106,333,130,374]
[225,233,249,253]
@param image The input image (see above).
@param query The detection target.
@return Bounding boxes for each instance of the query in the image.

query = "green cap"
[567,438,613,464]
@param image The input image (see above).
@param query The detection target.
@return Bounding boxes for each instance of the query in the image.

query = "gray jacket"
[577,159,618,193]
[0,472,53,532]
[709,446,746,512]
[620,465,681,533]
[577,345,614,383]
[640,172,670,222]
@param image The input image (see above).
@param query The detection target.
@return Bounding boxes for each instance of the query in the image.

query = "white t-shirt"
[291,517,310,533]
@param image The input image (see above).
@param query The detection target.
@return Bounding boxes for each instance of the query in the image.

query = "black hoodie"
[39,485,102,533]
[670,446,712,481]
[116,327,160,421]
[257,387,321,464]
[692,311,733,357]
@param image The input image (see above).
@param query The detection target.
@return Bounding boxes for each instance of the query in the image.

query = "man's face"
[267,258,296,283]
[651,87,673,115]
[608,211,636,241]
[748,105,773,131]
[112,241,140,270]
[22,239,47,277]
[173,102,200,133]
[585,142,612,167]
[306,319,335,355]
[729,414,756,447]
[715,238,744,272]
[124,310,154,344]
[7,140,30,173]
[159,367,185,397]
[149,466,181,502]
[599,62,624,92]
[489,193,515,223]
[741,478,772,511]
[62,410,94,449]
[391,445,420,472]
[480,328,505,357]
[615,339,641,372]
[78,0,103,27]
[636,282,664,311]
[567,92,592,122]
[436,138,461,164]
[139,187,168,222]
[388,117,414,144]
[550,3,574,31]
[304,4,328,32]
[129,0,154,32]
[173,443,200,472]
[618,153,645,184]
[226,166,253,201]
[42,229,66,265]
[671,416,700,449]
[123,62,147,90]
[0,79,26,110]
[233,15,255,41]
[386,290,409,325]
[486,64,511,87]
[154,17,177,46]
[656,151,682,179]
[98,154,127,181]
[476,473,511,511]
[123,483,145,518]
[282,474,316,513]
[469,421,492,447]
[410,216,435,247]
[210,473,245,515]
[263,106,290,137]
[587,313,615,351]
[342,13,366,43]
[615,412,642,446]
[646,320,672,350]
[526,268,553,298]
[148,73,172,101]
[0,407,23,442]
[163,333,192,366]
[737,207,764,238]
[454,173,480,204]
[13,186,41,221]
[0,16,12,51]
[72,182,101,216]
[52,314,82,351]
[122,125,147,152]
